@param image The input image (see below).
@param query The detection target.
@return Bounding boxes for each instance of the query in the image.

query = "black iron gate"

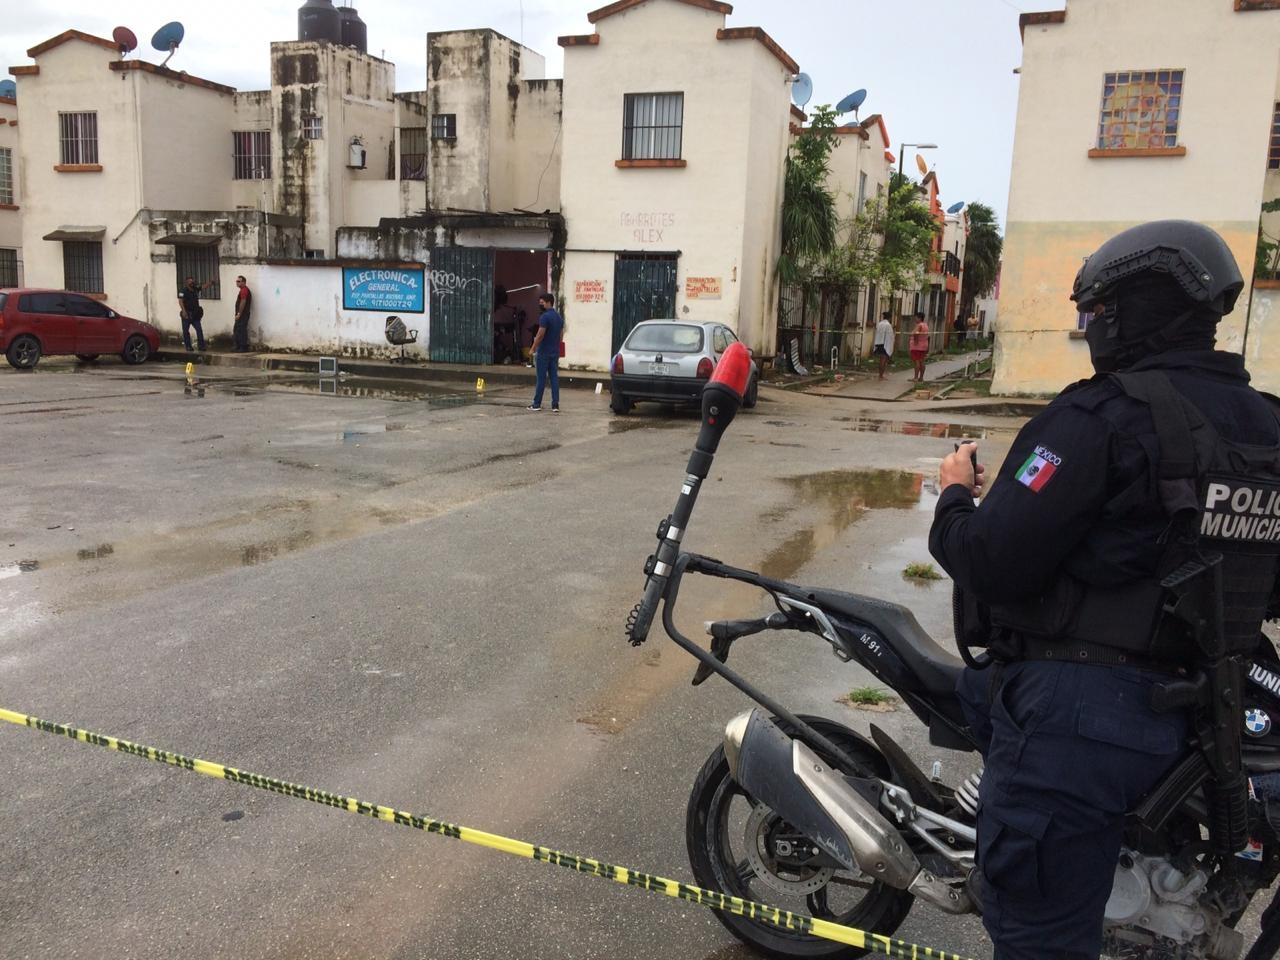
[429,247,494,364]
[611,254,678,353]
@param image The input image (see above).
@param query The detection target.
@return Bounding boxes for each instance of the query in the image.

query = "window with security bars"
[233,131,271,179]
[0,148,11,204]
[59,111,99,164]
[0,249,17,287]
[622,93,683,161]
[302,116,323,140]
[1096,69,1183,150]
[63,241,103,294]
[400,127,427,179]
[176,245,221,299]
[430,114,456,140]
[1270,103,1280,170]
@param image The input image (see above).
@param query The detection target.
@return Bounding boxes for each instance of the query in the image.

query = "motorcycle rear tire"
[686,715,914,958]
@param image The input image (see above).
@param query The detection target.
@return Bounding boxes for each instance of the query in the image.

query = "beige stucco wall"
[998,0,1280,395]
[231,90,275,212]
[0,98,21,280]
[15,41,143,300]
[505,78,563,214]
[559,0,792,368]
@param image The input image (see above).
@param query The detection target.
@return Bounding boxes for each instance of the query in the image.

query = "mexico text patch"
[1015,445,1062,493]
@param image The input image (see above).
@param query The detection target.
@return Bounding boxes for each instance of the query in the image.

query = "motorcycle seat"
[802,587,964,698]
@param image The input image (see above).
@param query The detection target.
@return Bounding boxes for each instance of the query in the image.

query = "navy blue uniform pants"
[957,661,1187,960]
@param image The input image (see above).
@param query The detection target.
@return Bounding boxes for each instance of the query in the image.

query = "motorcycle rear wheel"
[686,716,914,958]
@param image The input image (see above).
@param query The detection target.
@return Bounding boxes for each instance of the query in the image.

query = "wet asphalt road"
[0,359,1024,960]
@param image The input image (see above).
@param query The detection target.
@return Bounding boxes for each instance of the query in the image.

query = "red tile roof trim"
[1019,9,1066,40]
[716,27,799,75]
[588,0,732,24]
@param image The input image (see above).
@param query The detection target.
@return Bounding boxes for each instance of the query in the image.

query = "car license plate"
[649,362,671,375]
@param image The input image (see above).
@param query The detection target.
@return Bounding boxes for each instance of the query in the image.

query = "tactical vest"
[986,371,1280,664]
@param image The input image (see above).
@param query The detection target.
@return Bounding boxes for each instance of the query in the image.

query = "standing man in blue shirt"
[527,292,564,412]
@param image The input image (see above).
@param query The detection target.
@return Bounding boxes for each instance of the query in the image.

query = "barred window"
[0,148,11,204]
[302,116,323,140]
[0,248,17,287]
[63,241,103,294]
[1270,102,1280,170]
[430,114,456,140]
[59,112,99,165]
[400,127,427,179]
[233,131,271,180]
[176,245,221,299]
[623,93,683,161]
[1096,69,1183,151]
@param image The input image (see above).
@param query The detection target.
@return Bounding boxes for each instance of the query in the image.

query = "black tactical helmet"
[1071,220,1243,316]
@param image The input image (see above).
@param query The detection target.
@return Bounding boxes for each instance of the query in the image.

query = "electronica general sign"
[342,267,425,313]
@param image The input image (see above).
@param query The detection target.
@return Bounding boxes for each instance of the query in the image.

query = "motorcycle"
[626,343,1280,960]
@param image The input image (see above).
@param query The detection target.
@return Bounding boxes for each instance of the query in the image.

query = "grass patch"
[903,561,943,581]
[842,686,898,711]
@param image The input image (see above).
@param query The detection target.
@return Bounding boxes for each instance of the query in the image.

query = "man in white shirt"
[873,311,895,380]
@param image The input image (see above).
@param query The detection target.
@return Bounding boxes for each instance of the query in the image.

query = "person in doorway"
[928,220,1280,960]
[233,276,252,352]
[909,311,929,382]
[527,293,564,412]
[178,276,212,352]
[872,311,895,380]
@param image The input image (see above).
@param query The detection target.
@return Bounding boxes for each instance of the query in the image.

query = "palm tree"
[777,106,839,287]
[960,202,1003,321]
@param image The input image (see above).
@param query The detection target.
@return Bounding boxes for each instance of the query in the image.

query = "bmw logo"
[1245,708,1272,737]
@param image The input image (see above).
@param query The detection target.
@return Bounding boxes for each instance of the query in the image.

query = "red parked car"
[0,288,160,369]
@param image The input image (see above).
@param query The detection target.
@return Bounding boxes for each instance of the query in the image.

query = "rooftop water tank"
[338,6,367,54]
[298,0,341,43]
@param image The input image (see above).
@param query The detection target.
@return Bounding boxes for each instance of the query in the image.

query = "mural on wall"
[342,267,426,313]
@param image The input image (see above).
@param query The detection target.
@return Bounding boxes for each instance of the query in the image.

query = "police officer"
[928,220,1280,960]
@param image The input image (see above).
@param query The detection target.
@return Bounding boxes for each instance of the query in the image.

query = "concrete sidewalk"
[803,348,992,401]
[155,347,612,391]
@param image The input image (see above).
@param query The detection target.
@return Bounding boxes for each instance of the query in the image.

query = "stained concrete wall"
[999,0,1280,395]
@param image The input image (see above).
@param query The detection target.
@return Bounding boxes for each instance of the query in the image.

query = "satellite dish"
[835,89,867,117]
[0,79,15,100]
[916,153,929,176]
[112,26,138,56]
[150,21,184,67]
[790,72,813,109]
[946,201,966,214]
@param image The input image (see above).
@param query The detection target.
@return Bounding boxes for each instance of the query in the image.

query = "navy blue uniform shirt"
[929,350,1279,605]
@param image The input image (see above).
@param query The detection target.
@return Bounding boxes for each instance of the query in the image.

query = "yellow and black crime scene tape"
[0,707,974,960]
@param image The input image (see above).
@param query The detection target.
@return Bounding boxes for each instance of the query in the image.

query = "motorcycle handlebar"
[626,344,751,645]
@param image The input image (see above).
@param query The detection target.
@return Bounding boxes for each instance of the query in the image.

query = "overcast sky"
[3,0,1069,229]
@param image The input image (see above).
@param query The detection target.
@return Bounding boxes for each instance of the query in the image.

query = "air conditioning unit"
[347,138,366,169]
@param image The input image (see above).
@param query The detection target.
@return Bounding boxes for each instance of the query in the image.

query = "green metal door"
[429,248,494,364]
[611,254,678,352]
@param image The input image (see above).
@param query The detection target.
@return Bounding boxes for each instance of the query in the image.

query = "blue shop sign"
[342,267,425,313]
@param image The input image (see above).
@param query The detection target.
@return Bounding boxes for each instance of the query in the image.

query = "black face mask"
[1083,303,1121,374]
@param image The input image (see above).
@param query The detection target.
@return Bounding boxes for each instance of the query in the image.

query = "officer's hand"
[941,441,984,496]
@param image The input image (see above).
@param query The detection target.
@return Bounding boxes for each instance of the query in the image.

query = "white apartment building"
[557,0,797,362]
[998,0,1280,395]
[0,92,20,286]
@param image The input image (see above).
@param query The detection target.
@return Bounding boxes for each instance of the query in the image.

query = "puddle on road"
[0,560,40,579]
[760,468,933,582]
[606,416,690,434]
[831,415,1014,441]
[247,376,490,406]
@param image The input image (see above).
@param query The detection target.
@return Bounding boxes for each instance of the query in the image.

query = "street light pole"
[897,142,939,180]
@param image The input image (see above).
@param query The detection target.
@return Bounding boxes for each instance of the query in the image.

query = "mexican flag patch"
[1015,445,1062,493]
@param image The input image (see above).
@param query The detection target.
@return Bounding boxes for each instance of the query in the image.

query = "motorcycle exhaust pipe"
[724,710,971,915]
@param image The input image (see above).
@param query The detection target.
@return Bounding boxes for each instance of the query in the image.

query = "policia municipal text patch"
[1202,478,1280,544]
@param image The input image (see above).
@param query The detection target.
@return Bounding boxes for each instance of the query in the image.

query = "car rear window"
[626,324,704,353]
[0,293,6,311]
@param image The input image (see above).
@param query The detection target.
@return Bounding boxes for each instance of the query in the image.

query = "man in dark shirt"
[233,276,252,352]
[929,221,1280,960]
[178,275,211,352]
[527,293,565,412]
